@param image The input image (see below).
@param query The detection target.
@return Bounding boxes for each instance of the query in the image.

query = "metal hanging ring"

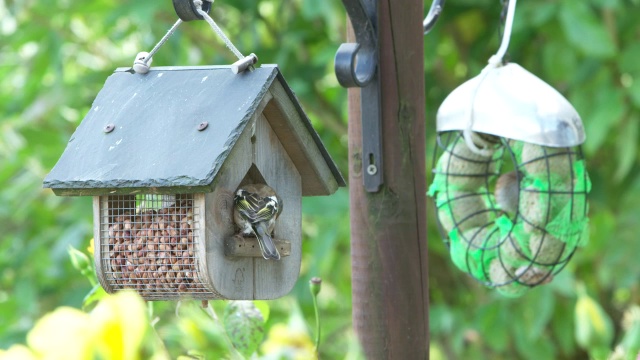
[424,0,445,34]
[173,0,211,21]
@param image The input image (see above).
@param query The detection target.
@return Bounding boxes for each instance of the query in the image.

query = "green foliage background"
[1,0,639,358]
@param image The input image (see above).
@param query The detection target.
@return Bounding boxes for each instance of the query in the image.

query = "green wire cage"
[429,130,590,297]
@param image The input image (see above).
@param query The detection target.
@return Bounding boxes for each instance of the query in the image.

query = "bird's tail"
[255,222,281,260]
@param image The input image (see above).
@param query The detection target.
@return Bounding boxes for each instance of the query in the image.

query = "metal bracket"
[335,0,382,193]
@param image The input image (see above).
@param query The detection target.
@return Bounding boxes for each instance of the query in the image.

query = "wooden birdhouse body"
[44,65,344,300]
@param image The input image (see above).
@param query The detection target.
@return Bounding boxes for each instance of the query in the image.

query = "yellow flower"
[91,291,149,360]
[87,238,94,255]
[4,292,161,360]
[26,307,94,360]
[261,324,316,360]
[0,345,37,360]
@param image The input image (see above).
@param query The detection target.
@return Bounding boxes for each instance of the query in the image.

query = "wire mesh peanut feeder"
[99,194,211,299]
[428,0,590,297]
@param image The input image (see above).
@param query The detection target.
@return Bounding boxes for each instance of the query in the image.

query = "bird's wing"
[235,196,277,223]
[252,202,277,222]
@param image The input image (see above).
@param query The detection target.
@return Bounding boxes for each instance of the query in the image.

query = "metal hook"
[423,0,445,35]
[172,0,211,21]
[334,0,377,88]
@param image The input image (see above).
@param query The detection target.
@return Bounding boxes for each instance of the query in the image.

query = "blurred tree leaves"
[559,0,616,59]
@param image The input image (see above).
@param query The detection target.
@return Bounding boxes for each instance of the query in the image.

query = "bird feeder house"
[43,65,345,300]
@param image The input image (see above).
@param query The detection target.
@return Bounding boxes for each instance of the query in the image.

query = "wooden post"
[348,0,429,358]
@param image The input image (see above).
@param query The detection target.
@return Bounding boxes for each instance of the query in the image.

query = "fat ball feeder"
[427,0,590,297]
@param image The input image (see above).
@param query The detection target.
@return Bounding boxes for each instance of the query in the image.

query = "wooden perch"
[224,234,291,258]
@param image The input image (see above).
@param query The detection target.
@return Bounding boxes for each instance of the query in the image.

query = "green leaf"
[177,350,206,360]
[526,287,555,340]
[559,0,616,58]
[82,284,107,310]
[542,41,578,84]
[476,305,509,352]
[575,285,614,351]
[513,323,556,360]
[618,43,640,75]
[575,87,626,156]
[67,245,90,272]
[552,301,577,355]
[253,300,270,323]
[614,115,638,182]
[589,0,622,9]
[619,307,640,357]
[627,80,640,109]
[519,1,558,28]
[223,301,265,357]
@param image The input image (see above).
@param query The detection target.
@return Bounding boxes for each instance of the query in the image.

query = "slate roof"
[43,65,344,195]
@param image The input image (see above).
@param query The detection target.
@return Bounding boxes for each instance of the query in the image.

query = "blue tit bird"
[233,184,282,260]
